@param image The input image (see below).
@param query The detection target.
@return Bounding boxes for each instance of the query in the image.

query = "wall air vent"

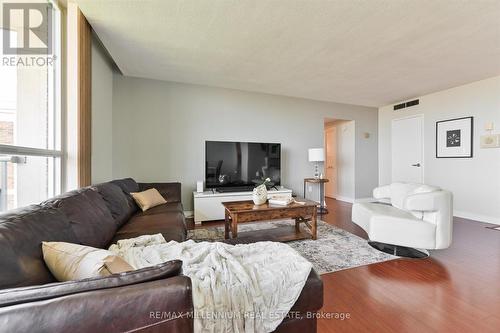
[393,99,419,110]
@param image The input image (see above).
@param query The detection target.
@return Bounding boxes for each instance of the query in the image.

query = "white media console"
[193,187,293,223]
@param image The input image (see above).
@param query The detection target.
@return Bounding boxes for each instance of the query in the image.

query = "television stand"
[216,187,254,193]
[193,187,293,224]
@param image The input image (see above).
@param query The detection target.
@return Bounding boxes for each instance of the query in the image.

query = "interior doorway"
[324,124,337,198]
[324,119,355,202]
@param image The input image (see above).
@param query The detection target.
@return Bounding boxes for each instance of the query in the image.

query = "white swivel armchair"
[352,183,453,256]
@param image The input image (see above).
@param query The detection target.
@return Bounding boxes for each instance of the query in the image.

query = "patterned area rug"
[188,220,396,275]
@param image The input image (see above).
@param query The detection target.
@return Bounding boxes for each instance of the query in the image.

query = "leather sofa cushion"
[221,238,323,315]
[0,205,80,289]
[0,260,182,307]
[111,178,139,194]
[275,270,323,332]
[0,276,193,333]
[94,182,135,227]
[139,182,181,203]
[288,269,323,313]
[110,178,140,216]
[43,188,116,248]
[111,210,186,245]
[139,202,183,215]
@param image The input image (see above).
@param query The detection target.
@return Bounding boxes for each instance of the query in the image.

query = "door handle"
[411,163,421,167]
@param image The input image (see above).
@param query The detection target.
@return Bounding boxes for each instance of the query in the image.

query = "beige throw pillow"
[131,188,167,211]
[42,241,134,282]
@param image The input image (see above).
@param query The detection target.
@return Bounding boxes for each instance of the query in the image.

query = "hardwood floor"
[318,198,500,333]
[189,198,500,332]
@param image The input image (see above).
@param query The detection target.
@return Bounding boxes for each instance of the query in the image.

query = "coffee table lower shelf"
[224,225,314,243]
[222,199,318,242]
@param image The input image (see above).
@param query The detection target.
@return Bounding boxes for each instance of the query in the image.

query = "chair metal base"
[368,241,429,259]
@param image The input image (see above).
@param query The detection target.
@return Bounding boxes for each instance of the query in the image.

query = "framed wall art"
[436,116,473,158]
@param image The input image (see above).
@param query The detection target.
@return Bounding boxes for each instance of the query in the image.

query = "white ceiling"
[77,0,500,107]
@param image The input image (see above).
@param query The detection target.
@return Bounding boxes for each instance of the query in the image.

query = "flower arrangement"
[257,177,272,188]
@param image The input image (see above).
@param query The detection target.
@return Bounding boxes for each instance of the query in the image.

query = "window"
[0,1,61,211]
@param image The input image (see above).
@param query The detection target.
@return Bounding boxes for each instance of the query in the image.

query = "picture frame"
[436,116,473,158]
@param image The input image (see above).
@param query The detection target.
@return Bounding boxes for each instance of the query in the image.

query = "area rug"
[188,220,396,275]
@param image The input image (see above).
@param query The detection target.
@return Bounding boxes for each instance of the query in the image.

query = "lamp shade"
[308,148,324,162]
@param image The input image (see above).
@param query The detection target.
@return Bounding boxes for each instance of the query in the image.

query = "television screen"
[205,141,281,190]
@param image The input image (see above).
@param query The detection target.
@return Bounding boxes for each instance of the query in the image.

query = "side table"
[303,178,329,215]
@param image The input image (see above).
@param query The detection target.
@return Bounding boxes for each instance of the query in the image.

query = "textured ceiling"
[77,0,500,107]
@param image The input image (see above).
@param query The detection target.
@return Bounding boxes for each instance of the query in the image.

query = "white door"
[392,115,424,183]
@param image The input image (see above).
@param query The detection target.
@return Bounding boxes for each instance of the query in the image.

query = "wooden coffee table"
[222,198,318,241]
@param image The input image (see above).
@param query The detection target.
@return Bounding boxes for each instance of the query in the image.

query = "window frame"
[0,0,63,210]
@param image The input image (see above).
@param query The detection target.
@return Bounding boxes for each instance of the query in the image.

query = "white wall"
[379,76,500,224]
[112,76,378,210]
[91,36,115,183]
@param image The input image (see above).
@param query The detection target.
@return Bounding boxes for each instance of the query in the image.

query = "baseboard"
[333,196,376,204]
[334,196,355,203]
[453,210,500,225]
[354,197,376,203]
[184,210,194,218]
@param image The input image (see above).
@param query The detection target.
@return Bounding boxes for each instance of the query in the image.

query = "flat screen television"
[205,141,281,191]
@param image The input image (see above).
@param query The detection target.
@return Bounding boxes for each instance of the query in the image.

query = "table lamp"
[308,148,324,178]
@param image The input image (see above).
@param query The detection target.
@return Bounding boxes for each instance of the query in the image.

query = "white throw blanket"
[109,235,312,333]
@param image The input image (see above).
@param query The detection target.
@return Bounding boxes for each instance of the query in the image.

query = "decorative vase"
[252,184,268,205]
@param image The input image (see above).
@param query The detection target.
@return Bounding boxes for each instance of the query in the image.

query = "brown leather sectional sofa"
[0,178,323,332]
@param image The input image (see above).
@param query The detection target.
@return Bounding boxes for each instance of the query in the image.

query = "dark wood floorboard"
[318,198,500,333]
[188,198,500,332]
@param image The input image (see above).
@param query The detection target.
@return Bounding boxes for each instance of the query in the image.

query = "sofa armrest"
[139,182,182,203]
[0,260,183,307]
[0,275,193,333]
[404,191,444,212]
[373,185,391,199]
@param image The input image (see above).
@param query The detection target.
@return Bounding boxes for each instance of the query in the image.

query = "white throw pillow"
[130,188,167,211]
[42,241,134,282]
